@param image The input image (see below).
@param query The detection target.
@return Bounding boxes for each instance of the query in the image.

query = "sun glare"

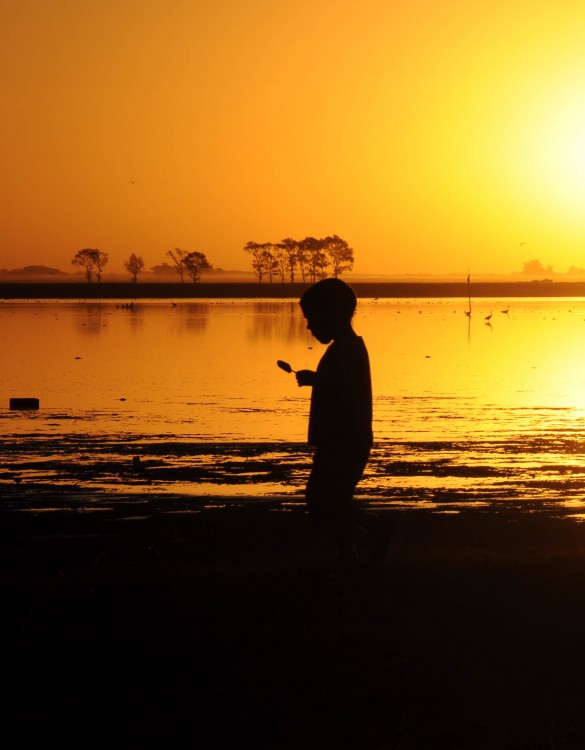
[535,102,585,196]
[505,78,585,218]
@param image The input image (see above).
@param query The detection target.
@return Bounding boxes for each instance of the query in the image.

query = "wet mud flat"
[0,435,312,504]
[4,431,585,515]
[3,490,585,748]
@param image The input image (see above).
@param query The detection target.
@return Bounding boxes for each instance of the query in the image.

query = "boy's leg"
[305,449,367,565]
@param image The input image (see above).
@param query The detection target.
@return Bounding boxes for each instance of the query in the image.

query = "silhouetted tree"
[273,243,289,283]
[301,237,326,283]
[316,249,329,280]
[322,235,354,277]
[124,253,145,283]
[184,251,212,283]
[278,237,299,283]
[245,234,355,281]
[90,249,109,282]
[72,248,100,283]
[244,241,267,282]
[261,243,277,283]
[296,241,309,283]
[166,248,188,283]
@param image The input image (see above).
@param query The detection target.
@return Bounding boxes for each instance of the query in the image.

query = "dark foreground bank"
[3,499,585,749]
[2,279,585,299]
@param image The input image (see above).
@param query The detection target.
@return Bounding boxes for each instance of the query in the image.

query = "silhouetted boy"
[297,278,382,573]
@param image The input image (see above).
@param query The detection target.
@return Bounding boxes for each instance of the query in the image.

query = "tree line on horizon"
[244,236,354,283]
[68,236,355,284]
[70,248,213,283]
[5,251,585,283]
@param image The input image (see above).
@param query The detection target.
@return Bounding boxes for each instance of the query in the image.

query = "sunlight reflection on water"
[2,297,585,509]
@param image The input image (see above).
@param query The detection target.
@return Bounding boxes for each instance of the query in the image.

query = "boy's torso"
[308,334,373,452]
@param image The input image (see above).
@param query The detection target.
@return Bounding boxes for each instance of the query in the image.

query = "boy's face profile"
[300,280,356,345]
[304,310,335,344]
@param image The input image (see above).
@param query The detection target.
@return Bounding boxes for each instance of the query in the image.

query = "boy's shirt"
[308,333,373,454]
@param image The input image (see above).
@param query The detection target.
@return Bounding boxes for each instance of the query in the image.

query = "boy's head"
[300,278,357,344]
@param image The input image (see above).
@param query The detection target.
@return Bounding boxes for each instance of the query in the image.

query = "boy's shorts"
[305,445,370,527]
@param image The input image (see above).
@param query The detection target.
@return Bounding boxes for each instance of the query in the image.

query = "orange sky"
[2,0,585,277]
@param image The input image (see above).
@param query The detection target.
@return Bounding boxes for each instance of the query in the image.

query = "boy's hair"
[300,278,357,321]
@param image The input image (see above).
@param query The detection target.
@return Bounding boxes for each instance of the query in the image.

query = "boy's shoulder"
[329,334,368,363]
[334,333,367,352]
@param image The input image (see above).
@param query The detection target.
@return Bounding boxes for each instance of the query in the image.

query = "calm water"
[3,297,585,513]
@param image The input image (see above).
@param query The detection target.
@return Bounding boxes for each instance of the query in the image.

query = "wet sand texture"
[3,499,585,748]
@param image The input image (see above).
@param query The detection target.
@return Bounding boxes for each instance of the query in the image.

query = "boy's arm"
[296,369,316,387]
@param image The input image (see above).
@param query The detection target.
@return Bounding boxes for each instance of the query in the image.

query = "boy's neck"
[332,322,356,342]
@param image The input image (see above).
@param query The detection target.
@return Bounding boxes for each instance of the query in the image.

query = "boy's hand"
[296,369,316,387]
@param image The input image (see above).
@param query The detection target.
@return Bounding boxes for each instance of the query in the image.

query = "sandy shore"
[3,489,585,748]
[2,279,585,299]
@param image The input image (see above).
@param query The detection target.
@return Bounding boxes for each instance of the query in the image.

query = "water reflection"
[5,298,585,507]
[248,301,306,342]
[76,303,110,335]
[169,303,210,334]
[114,302,145,332]
[128,308,144,331]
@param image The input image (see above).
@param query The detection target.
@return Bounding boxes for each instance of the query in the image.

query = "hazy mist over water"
[3,298,585,510]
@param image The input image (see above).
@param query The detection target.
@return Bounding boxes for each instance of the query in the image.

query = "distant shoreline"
[1,280,585,299]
